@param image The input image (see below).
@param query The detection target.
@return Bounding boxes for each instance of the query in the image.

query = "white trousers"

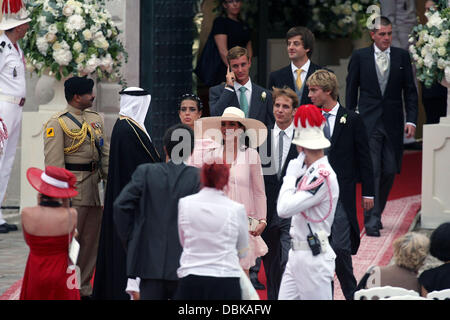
[0,101,22,224]
[278,248,336,300]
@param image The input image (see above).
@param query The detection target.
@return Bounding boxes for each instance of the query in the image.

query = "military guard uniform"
[0,1,31,233]
[276,104,339,300]
[44,91,109,297]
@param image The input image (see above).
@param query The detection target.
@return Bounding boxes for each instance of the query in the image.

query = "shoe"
[0,224,9,234]
[366,229,380,237]
[4,223,18,232]
[404,142,422,150]
[250,278,265,290]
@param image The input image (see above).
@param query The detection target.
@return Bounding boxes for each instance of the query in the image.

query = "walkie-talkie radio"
[306,223,321,256]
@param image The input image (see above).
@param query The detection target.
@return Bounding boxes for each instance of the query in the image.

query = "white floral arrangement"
[409,7,450,88]
[21,0,127,83]
[308,0,379,39]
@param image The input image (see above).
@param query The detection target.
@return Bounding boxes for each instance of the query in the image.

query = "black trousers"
[175,275,241,300]
[261,218,291,300]
[330,202,356,300]
[364,123,396,231]
[140,279,179,300]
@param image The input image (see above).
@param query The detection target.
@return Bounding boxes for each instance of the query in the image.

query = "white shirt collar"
[291,59,311,75]
[322,102,340,116]
[274,121,294,138]
[234,78,252,92]
[374,44,390,55]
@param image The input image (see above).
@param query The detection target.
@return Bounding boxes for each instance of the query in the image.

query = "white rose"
[73,41,83,52]
[84,55,101,74]
[75,53,86,64]
[423,54,434,69]
[65,14,86,33]
[100,54,114,73]
[36,37,49,55]
[426,12,443,28]
[437,58,446,69]
[53,49,73,66]
[52,41,62,51]
[82,30,92,41]
[62,4,74,17]
[45,32,57,43]
[94,36,109,50]
[48,24,58,34]
[437,47,446,57]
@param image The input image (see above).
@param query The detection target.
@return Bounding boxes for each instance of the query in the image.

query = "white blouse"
[177,187,249,278]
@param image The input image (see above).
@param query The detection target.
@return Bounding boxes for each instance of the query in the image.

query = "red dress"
[20,230,80,300]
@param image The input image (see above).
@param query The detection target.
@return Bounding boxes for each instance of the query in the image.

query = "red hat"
[27,166,78,199]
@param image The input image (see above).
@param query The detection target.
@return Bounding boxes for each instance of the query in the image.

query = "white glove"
[285,152,306,179]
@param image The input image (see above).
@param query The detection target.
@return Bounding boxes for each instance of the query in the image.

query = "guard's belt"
[65,162,98,172]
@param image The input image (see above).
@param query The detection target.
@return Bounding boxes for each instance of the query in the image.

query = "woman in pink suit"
[198,107,268,274]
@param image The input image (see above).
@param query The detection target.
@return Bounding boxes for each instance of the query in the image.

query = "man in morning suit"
[209,46,274,128]
[345,16,418,237]
[113,124,200,300]
[260,86,299,300]
[267,26,323,106]
[307,70,374,300]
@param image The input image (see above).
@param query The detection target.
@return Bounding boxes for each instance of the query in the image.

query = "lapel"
[367,46,383,97]
[330,106,346,149]
[249,83,263,119]
[285,66,296,91]
[300,63,318,104]
[278,130,298,180]
[386,48,400,93]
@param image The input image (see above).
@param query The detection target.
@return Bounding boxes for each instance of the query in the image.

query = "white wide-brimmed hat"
[195,107,267,148]
[0,0,31,31]
[292,104,330,150]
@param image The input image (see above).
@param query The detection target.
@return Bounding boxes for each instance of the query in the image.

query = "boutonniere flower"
[340,114,347,124]
[261,91,267,102]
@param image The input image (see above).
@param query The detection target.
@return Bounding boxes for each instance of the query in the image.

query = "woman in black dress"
[211,0,252,85]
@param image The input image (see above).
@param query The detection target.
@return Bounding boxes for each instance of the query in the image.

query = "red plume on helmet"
[2,0,25,14]
[294,104,325,129]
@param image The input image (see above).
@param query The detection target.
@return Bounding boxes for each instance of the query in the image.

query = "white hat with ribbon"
[195,106,267,148]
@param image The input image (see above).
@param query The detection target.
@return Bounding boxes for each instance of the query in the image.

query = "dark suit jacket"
[209,82,275,128]
[327,105,375,254]
[345,45,418,172]
[113,161,200,280]
[267,62,324,106]
[260,126,298,229]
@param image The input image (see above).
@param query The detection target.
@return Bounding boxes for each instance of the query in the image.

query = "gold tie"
[296,69,303,91]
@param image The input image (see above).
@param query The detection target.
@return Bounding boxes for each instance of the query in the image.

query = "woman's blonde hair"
[393,232,430,272]
[306,69,339,101]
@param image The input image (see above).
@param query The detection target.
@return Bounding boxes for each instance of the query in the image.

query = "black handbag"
[194,32,223,86]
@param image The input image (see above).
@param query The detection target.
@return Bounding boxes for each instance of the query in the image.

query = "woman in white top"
[175,161,249,300]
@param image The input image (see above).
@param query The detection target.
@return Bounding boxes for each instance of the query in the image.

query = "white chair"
[354,286,420,300]
[381,295,430,300]
[427,289,450,300]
